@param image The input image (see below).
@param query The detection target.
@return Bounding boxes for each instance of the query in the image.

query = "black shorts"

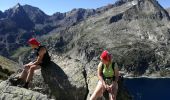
[39,61,51,67]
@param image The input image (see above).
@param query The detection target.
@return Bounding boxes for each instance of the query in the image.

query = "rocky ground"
[0,81,49,100]
[0,58,132,100]
[0,55,19,79]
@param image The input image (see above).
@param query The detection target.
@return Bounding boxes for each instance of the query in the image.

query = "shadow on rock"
[41,61,83,100]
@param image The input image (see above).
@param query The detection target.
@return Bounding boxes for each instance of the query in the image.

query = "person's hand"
[25,64,31,67]
[105,84,110,91]
[25,63,32,67]
[108,81,117,93]
[107,85,112,92]
[103,82,108,89]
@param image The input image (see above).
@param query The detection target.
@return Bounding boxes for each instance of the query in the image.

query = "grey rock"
[0,81,49,100]
[114,0,132,6]
[0,57,131,100]
[23,5,49,24]
[123,0,170,21]
[166,8,170,15]
[3,59,88,100]
[4,3,34,30]
[0,11,4,19]
[0,55,19,80]
[46,0,170,77]
[41,60,87,100]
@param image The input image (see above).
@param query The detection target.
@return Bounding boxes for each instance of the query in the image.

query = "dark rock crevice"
[109,13,123,23]
[82,66,89,100]
[0,65,15,80]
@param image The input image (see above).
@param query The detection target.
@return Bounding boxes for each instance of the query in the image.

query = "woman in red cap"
[14,38,51,88]
[90,50,119,100]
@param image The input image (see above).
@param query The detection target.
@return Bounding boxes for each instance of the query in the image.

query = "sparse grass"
[0,56,18,72]
[160,70,170,77]
[10,46,31,60]
[0,56,19,80]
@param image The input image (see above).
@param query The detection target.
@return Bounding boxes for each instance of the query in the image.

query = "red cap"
[100,50,110,61]
[28,38,40,46]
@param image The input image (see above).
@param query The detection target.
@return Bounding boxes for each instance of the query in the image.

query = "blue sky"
[0,0,170,15]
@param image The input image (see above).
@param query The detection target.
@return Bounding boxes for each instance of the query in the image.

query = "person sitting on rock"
[90,50,119,100]
[11,38,51,88]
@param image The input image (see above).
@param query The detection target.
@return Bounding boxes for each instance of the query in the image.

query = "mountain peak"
[13,3,22,10]
[7,3,25,15]
[3,3,34,30]
[114,0,131,6]
[16,3,21,7]
[22,4,49,24]
[122,0,170,20]
[0,10,4,19]
[166,8,170,15]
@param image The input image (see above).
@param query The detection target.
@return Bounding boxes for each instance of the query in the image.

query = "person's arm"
[114,63,119,82]
[108,63,119,92]
[31,47,46,66]
[97,62,107,88]
[110,62,119,88]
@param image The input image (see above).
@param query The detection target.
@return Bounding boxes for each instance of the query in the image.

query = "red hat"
[28,38,40,46]
[100,50,111,61]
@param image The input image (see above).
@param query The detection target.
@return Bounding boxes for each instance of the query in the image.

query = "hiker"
[90,50,119,100]
[11,38,51,88]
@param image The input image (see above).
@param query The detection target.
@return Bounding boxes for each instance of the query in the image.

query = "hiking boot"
[9,77,22,86]
[23,82,29,89]
[17,82,29,89]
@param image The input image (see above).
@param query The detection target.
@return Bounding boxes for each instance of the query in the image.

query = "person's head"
[28,38,40,49]
[100,50,111,65]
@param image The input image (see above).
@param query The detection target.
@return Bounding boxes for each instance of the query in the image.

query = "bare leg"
[109,82,118,100]
[19,62,33,81]
[90,81,106,100]
[25,65,41,83]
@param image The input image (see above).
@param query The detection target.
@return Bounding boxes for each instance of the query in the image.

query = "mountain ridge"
[166,8,170,15]
[44,0,170,77]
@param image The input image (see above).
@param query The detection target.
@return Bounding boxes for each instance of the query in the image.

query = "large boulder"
[5,58,87,100]
[41,59,87,100]
[0,59,131,100]
[0,81,49,100]
[0,55,19,80]
[50,56,132,100]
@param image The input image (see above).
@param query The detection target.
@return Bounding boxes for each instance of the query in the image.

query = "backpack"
[101,62,116,80]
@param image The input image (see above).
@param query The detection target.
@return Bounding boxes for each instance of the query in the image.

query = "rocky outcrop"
[0,81,49,100]
[4,3,34,30]
[0,11,4,19]
[123,0,170,21]
[166,8,170,15]
[0,58,131,100]
[47,8,96,29]
[41,59,87,100]
[114,0,131,7]
[45,0,170,77]
[23,5,49,24]
[0,56,19,80]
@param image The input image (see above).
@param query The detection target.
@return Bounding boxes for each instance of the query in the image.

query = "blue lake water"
[124,78,170,100]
